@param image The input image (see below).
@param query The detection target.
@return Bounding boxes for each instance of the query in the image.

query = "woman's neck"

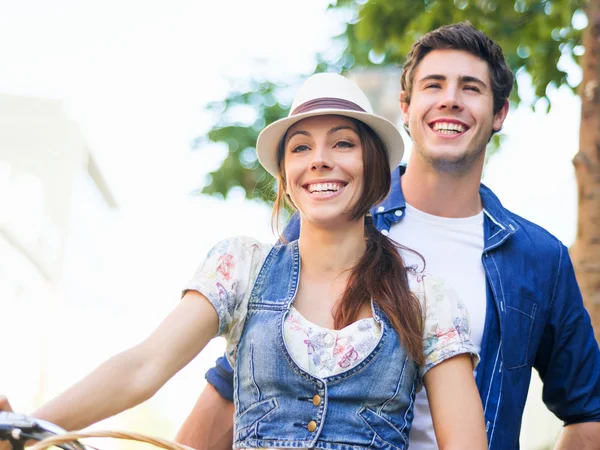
[297,218,366,279]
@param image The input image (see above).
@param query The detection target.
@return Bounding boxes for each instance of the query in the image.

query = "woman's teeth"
[307,182,343,193]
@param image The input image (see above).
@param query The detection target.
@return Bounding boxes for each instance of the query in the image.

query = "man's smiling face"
[401,49,508,174]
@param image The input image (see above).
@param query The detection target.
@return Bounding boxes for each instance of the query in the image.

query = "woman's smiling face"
[282,115,364,227]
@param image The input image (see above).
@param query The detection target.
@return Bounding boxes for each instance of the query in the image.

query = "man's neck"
[401,154,484,218]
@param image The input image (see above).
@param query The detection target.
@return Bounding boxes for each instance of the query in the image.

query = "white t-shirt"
[388,203,486,450]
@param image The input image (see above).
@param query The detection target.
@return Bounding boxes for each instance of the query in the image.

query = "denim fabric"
[233,240,418,450]
[208,166,600,449]
[205,356,233,399]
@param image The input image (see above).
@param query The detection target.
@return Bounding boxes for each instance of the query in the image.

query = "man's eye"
[465,85,481,93]
[425,83,441,89]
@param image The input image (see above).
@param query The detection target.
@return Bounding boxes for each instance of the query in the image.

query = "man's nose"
[438,87,464,111]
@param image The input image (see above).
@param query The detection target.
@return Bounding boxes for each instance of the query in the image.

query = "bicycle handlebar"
[0,412,86,450]
[0,412,192,450]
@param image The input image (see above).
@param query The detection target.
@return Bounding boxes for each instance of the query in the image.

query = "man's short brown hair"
[401,22,514,115]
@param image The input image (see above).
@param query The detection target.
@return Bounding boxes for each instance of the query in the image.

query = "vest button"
[307,420,317,432]
[312,394,321,406]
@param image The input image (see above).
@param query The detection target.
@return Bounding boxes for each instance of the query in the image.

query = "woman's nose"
[310,146,333,171]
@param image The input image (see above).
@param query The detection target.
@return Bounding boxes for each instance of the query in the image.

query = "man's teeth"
[432,122,466,134]
[307,182,342,193]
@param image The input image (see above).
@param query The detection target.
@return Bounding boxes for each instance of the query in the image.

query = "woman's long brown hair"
[272,117,424,364]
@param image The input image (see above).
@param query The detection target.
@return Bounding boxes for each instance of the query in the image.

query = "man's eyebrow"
[460,75,488,88]
[417,74,489,89]
[417,74,446,83]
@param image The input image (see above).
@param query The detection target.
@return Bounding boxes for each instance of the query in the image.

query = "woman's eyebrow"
[329,125,357,135]
[286,129,311,142]
[286,125,357,143]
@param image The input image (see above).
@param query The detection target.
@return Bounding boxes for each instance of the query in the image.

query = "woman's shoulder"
[407,271,467,315]
[207,236,273,258]
[407,271,454,299]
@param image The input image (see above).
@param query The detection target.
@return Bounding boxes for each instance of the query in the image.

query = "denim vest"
[208,166,600,450]
[233,240,419,450]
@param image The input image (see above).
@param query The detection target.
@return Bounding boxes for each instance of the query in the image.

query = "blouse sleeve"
[182,236,271,337]
[417,274,480,380]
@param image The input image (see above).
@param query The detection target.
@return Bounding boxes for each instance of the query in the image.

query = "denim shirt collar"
[371,166,519,251]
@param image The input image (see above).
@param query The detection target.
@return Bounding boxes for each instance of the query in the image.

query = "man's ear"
[400,91,410,124]
[493,99,509,132]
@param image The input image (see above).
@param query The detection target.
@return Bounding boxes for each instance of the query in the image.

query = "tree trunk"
[571,0,600,345]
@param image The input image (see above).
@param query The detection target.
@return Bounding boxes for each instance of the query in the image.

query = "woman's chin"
[300,211,357,231]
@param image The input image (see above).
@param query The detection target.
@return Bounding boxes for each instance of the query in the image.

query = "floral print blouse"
[183,236,479,381]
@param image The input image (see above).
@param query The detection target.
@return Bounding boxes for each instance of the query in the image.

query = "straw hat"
[256,73,404,177]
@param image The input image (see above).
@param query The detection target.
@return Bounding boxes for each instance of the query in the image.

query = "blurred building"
[0,92,117,405]
[348,66,403,126]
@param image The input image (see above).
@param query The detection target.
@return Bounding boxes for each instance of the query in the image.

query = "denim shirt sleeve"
[535,245,600,424]
[205,355,234,402]
[281,212,301,242]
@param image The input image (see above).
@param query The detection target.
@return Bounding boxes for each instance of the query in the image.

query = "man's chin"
[426,149,485,175]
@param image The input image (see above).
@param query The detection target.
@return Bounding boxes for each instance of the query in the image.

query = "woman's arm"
[32,291,218,431]
[424,354,487,450]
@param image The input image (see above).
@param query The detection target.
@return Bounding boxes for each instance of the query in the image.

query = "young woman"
[1,73,486,449]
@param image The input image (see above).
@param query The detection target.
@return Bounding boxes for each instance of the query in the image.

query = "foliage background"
[198,0,587,204]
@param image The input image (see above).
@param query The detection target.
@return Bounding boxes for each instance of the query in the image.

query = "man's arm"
[534,246,600,449]
[175,356,234,450]
[554,422,600,449]
[175,383,234,450]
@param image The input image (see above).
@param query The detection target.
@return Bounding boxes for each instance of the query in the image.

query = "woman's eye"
[291,144,310,153]
[425,83,441,89]
[336,140,355,149]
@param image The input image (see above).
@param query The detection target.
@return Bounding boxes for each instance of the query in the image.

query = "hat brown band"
[291,97,366,115]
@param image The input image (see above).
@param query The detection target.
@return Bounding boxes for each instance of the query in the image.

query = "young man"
[175,23,600,449]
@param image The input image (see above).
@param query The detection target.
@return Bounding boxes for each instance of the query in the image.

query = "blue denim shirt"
[233,240,419,449]
[206,166,600,449]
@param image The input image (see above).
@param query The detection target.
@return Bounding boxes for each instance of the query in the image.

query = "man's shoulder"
[481,184,566,258]
[506,209,563,247]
